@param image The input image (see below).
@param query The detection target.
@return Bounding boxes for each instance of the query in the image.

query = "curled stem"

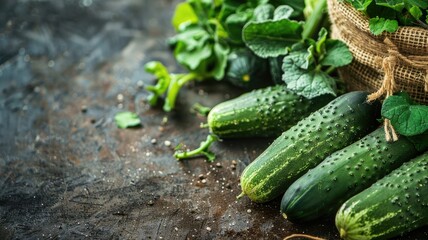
[174,134,219,162]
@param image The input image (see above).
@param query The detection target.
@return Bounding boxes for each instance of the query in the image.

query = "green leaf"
[175,41,213,70]
[253,4,275,22]
[321,40,353,67]
[224,9,254,42]
[344,0,373,12]
[273,5,294,20]
[282,51,337,98]
[407,0,428,9]
[243,19,304,58]
[408,6,423,20]
[210,42,230,80]
[375,0,405,11]
[144,61,172,106]
[114,112,141,129]
[369,17,399,35]
[172,2,199,31]
[381,93,428,136]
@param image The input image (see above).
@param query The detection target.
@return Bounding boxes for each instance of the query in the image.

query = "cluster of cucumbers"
[207,87,428,240]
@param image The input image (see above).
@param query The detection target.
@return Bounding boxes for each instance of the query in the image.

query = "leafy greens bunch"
[144,0,310,112]
[243,0,353,99]
[145,0,229,112]
[343,0,428,35]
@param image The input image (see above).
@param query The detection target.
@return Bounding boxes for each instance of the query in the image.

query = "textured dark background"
[0,0,427,239]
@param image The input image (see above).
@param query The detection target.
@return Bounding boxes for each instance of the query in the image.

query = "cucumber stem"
[302,0,327,40]
[174,134,218,162]
[163,72,198,112]
[236,192,245,200]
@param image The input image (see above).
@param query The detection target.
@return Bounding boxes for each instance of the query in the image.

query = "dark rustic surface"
[0,1,427,240]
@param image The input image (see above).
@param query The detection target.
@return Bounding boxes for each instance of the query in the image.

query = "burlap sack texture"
[328,0,428,105]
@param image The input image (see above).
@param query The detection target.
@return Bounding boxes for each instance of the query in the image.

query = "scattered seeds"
[232,160,237,165]
[206,227,211,231]
[198,174,205,180]
[117,94,124,102]
[164,140,171,147]
[201,179,207,184]
[81,105,88,113]
[216,162,222,168]
[151,139,157,144]
[247,209,252,213]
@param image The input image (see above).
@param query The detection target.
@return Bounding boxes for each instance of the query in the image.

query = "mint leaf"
[282,51,337,99]
[115,112,141,129]
[243,19,303,58]
[381,93,428,136]
[369,17,399,35]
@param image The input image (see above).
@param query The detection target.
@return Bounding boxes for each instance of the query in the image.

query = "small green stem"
[174,134,218,162]
[325,65,336,75]
[302,0,327,40]
[163,72,198,112]
[192,103,211,116]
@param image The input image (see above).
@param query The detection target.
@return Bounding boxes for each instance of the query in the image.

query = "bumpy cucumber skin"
[336,152,428,240]
[207,85,332,138]
[240,91,380,203]
[281,128,428,222]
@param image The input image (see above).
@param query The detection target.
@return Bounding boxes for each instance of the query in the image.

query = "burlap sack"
[328,0,428,105]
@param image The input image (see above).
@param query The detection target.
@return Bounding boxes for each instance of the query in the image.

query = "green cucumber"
[207,85,332,138]
[281,129,428,222]
[336,151,428,240]
[239,91,380,203]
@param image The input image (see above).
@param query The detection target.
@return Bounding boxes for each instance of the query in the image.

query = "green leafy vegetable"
[381,92,428,136]
[243,19,304,58]
[114,112,141,129]
[344,0,428,34]
[369,17,399,35]
[282,28,353,99]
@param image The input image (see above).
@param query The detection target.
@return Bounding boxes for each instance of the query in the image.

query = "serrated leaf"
[243,19,303,58]
[114,112,141,129]
[381,93,428,136]
[282,51,337,99]
[369,17,398,35]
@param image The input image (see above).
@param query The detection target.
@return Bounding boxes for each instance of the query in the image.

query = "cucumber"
[239,91,380,203]
[336,151,428,240]
[281,129,428,222]
[207,85,333,138]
